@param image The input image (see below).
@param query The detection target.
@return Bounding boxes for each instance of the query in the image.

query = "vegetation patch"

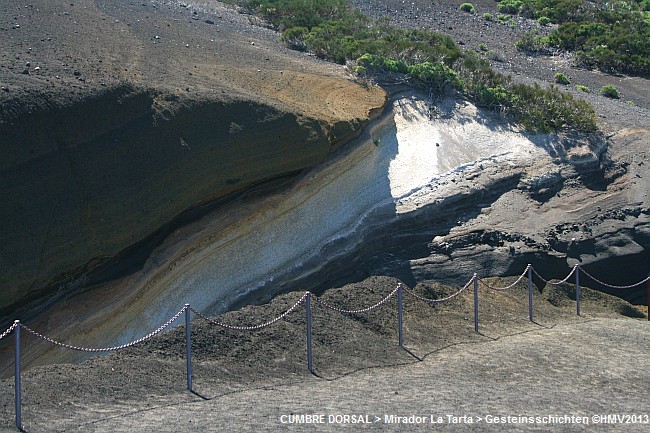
[234,0,598,133]
[600,84,621,99]
[498,0,523,14]
[554,72,571,85]
[504,0,650,76]
[460,3,477,14]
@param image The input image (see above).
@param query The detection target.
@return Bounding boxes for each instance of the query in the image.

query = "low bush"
[498,0,523,14]
[600,85,621,99]
[575,84,590,93]
[460,3,477,14]
[514,31,552,53]
[497,13,512,24]
[510,0,650,76]
[554,72,570,85]
[407,61,464,93]
[508,83,597,133]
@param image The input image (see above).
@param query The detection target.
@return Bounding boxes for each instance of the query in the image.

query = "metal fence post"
[306,293,313,373]
[473,274,479,333]
[528,265,533,322]
[184,304,192,392]
[575,265,581,317]
[14,321,22,431]
[397,284,403,348]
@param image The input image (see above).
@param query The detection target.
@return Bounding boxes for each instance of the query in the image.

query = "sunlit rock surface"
[2,92,648,376]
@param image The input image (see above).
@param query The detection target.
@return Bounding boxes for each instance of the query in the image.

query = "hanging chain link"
[403,277,473,303]
[313,286,399,314]
[19,306,188,352]
[578,267,650,290]
[0,321,18,342]
[191,292,308,331]
[478,266,529,291]
[532,264,577,285]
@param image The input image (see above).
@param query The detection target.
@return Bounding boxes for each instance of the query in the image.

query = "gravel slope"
[350,0,649,133]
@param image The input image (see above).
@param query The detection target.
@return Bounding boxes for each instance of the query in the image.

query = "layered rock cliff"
[0,0,386,318]
[1,0,648,377]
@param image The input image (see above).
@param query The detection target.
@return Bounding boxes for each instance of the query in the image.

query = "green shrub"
[243,0,358,30]
[575,84,590,93]
[477,85,512,107]
[483,13,494,21]
[280,26,309,50]
[508,83,597,133]
[510,0,650,76]
[478,43,488,51]
[497,13,512,23]
[600,85,621,99]
[236,0,600,133]
[515,31,551,53]
[407,61,463,93]
[516,0,585,23]
[498,0,523,14]
[357,54,409,74]
[554,72,570,85]
[460,3,476,14]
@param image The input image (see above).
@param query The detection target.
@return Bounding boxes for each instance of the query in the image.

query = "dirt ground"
[55,319,650,433]
[0,275,648,432]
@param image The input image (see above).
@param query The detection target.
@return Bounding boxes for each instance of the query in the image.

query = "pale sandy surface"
[7,318,647,433]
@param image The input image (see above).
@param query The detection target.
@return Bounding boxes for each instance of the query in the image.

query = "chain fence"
[1,264,648,347]
[532,264,577,285]
[2,263,648,431]
[402,277,473,303]
[0,321,18,343]
[579,267,650,290]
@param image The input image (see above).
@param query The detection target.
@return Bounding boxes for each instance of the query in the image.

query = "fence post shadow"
[401,346,423,362]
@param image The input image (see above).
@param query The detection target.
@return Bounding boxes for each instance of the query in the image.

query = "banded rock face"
[0,0,387,316]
